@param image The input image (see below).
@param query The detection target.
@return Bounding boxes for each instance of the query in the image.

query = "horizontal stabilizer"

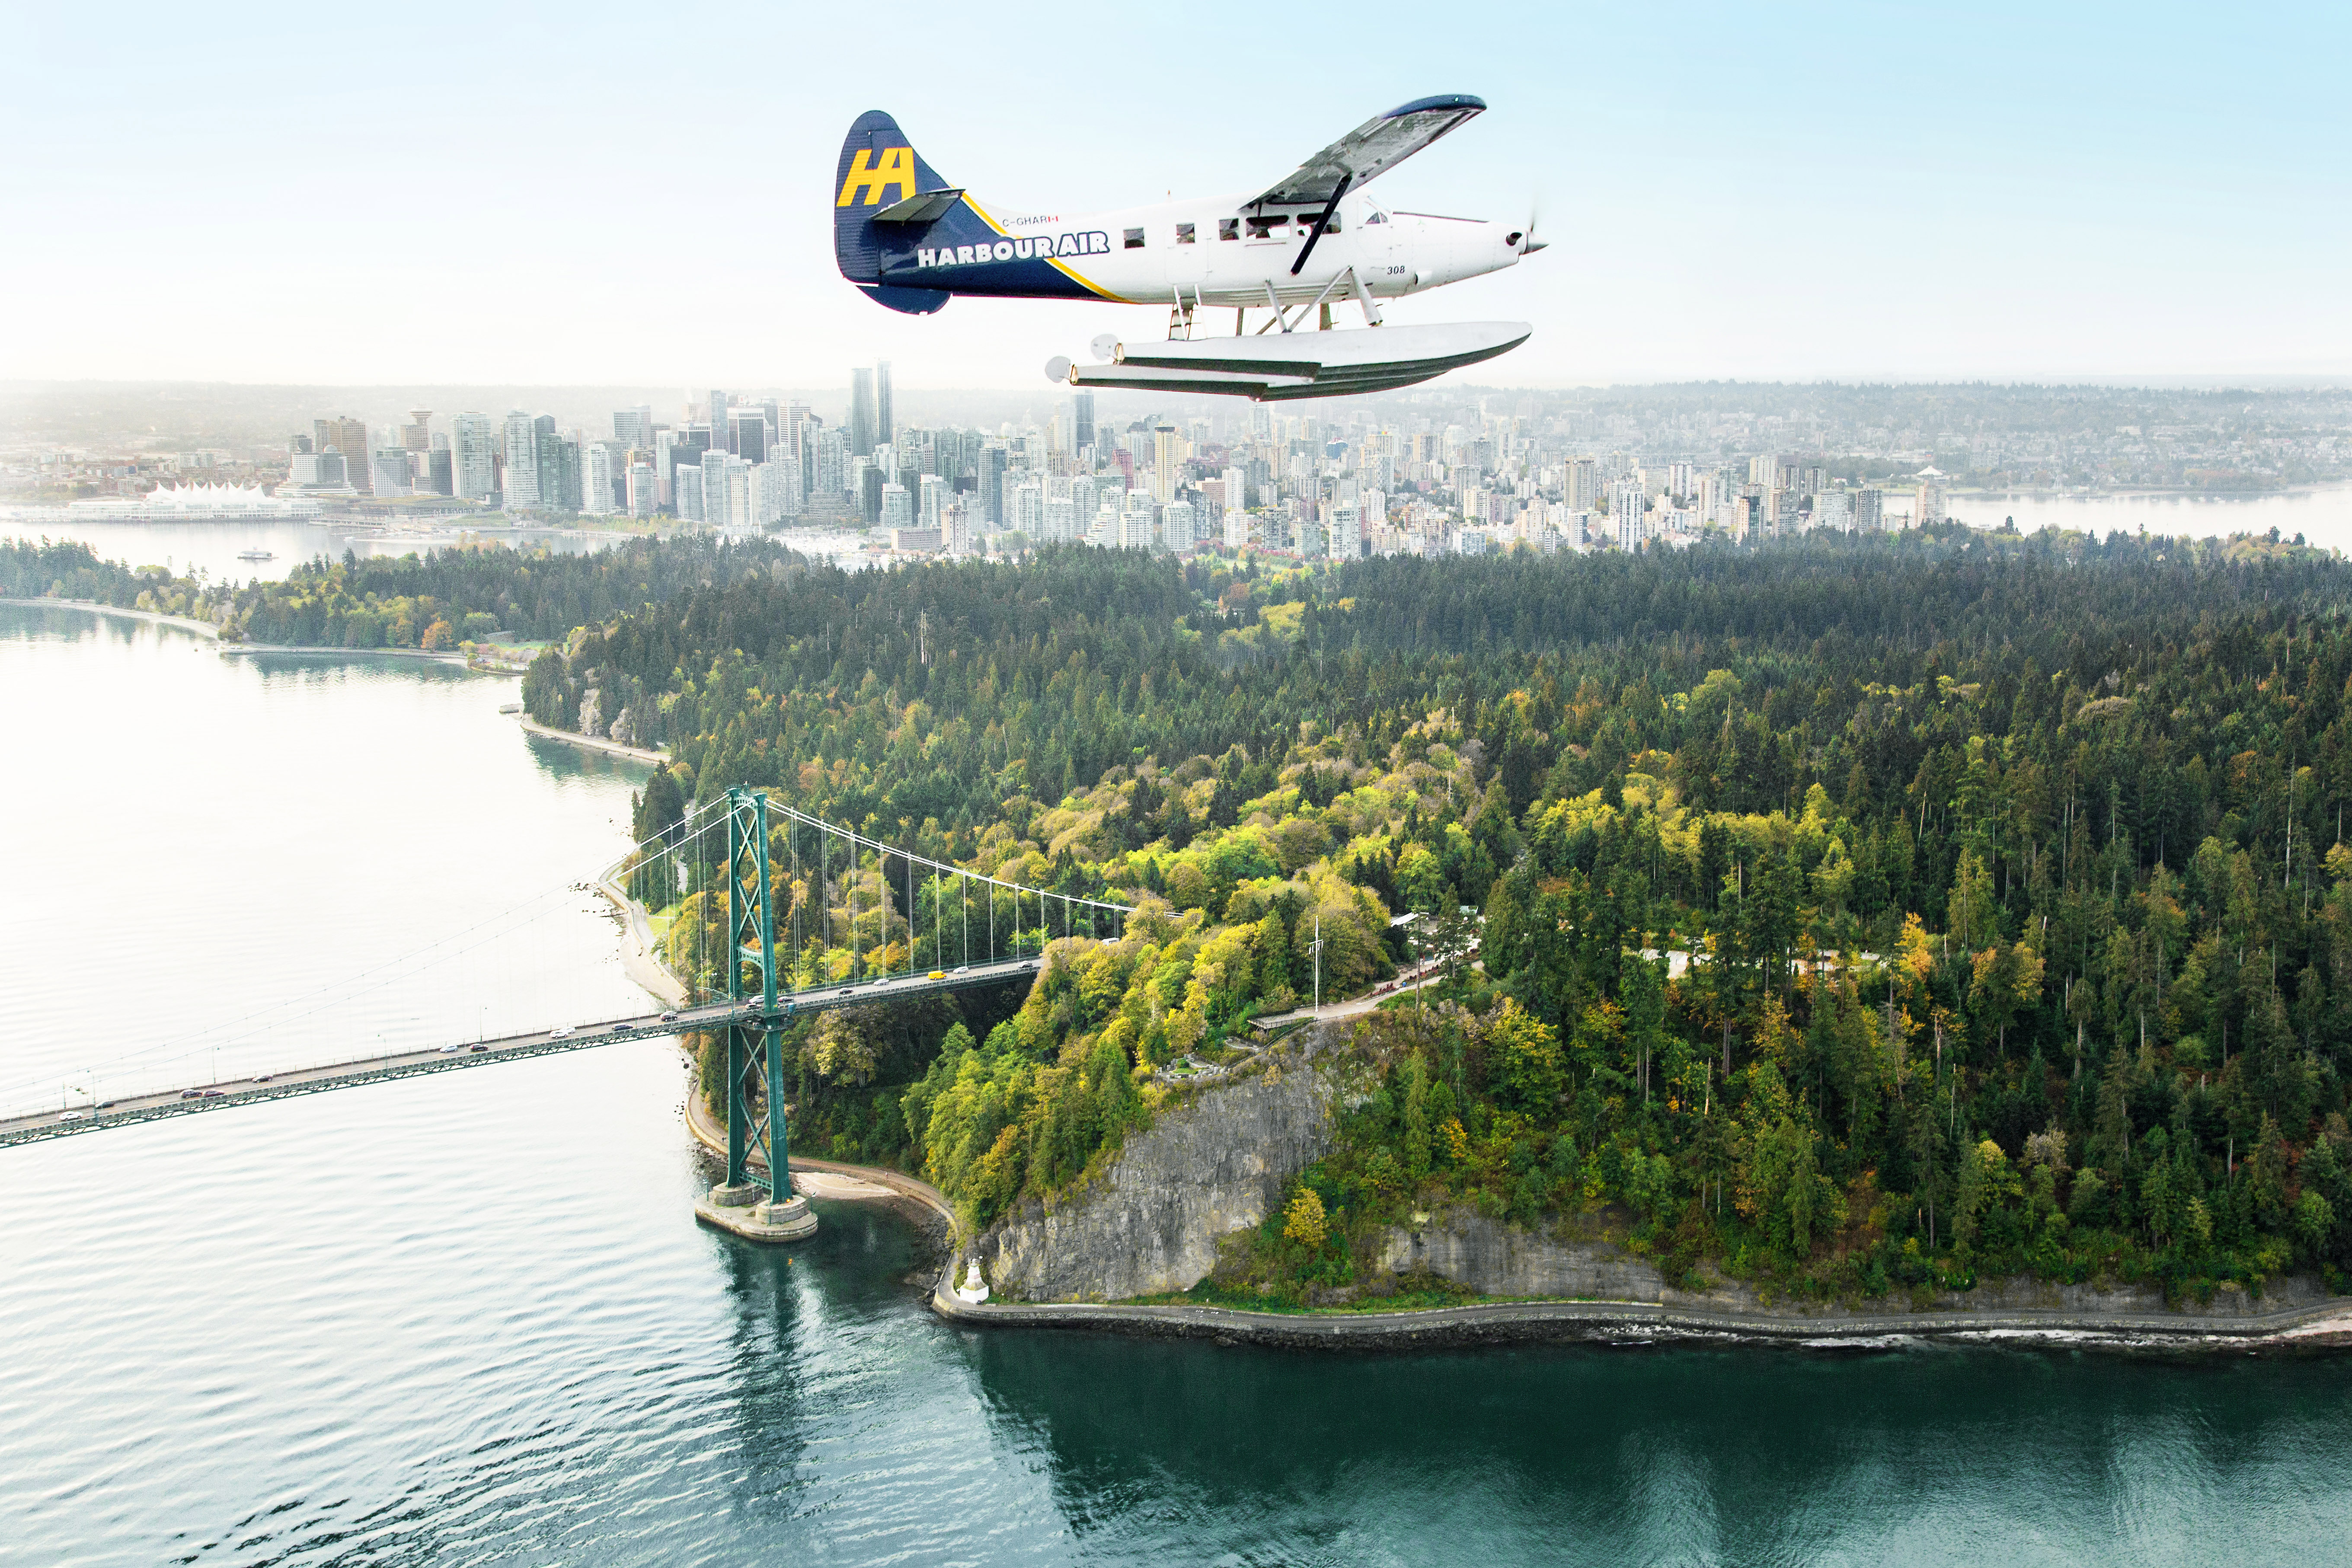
[872,188,965,225]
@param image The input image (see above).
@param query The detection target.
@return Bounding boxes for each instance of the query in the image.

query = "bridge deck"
[0,958,1041,1147]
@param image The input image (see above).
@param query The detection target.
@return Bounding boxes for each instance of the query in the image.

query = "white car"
[57,1111,87,1122]
[549,1025,576,1039]
[439,1043,467,1054]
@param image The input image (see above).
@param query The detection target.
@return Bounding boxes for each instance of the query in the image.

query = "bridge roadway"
[0,956,1042,1148]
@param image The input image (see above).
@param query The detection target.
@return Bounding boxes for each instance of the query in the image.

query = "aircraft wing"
[1247,94,1486,209]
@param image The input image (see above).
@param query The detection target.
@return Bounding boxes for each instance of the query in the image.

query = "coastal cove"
[7,601,2352,1562]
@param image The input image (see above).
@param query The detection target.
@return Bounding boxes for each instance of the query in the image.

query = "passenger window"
[1246,215,1287,240]
[1176,223,1195,245]
[1219,218,1239,240]
[1124,227,1144,249]
[1323,213,1340,232]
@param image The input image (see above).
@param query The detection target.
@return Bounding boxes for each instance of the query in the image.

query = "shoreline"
[0,597,483,665]
[0,596,222,639]
[930,1282,2352,1353]
[519,715,668,764]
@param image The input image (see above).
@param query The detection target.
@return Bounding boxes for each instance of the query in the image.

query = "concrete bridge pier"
[695,1181,818,1242]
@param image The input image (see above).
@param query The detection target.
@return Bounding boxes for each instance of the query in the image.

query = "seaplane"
[832,94,1541,401]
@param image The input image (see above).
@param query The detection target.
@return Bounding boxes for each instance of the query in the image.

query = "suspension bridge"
[0,788,1130,1240]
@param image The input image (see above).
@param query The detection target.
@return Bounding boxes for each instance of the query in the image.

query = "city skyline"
[5,3,2346,388]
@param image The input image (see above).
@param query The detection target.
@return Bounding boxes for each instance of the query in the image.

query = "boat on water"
[236,549,276,562]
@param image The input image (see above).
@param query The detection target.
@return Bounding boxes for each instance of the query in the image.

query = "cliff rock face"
[1378,1207,2337,1320]
[978,1043,1342,1301]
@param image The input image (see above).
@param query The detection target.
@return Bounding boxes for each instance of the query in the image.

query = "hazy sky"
[6,1,2345,389]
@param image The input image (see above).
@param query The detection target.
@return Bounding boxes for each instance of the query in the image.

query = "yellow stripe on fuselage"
[961,195,1132,303]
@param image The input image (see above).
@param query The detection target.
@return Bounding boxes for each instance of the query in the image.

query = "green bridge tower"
[695,787,816,1241]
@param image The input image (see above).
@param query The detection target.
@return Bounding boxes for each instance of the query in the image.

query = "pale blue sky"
[4,1,2344,387]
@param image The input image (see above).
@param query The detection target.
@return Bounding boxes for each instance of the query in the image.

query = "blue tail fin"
[834,111,951,315]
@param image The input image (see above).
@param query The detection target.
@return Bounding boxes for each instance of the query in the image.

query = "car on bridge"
[550,1025,575,1039]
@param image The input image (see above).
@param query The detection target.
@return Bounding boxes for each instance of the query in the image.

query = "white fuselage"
[907,188,1534,309]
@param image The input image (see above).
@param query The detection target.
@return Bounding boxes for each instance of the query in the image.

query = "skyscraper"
[1151,425,1179,503]
[315,417,372,496]
[1073,390,1096,455]
[401,409,433,453]
[849,369,876,456]
[614,406,654,449]
[978,442,1007,527]
[627,462,657,519]
[453,413,496,501]
[585,442,624,515]
[544,425,581,512]
[709,390,729,452]
[919,473,946,532]
[421,435,453,497]
[876,361,892,446]
[1855,487,1885,530]
[732,411,767,466]
[501,411,540,509]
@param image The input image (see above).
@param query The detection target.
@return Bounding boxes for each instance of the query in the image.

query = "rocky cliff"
[1378,1206,2336,1320]
[977,1035,1347,1301]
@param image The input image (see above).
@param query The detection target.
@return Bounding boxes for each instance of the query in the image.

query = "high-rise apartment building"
[1224,509,1250,550]
[501,411,541,509]
[544,425,580,512]
[1121,490,1155,550]
[453,413,496,501]
[880,482,912,530]
[849,369,876,456]
[1854,487,1885,530]
[919,473,946,533]
[614,406,654,449]
[1612,478,1646,550]
[585,442,625,515]
[1329,503,1360,559]
[1566,457,1598,511]
[1151,425,1181,503]
[627,462,657,518]
[1913,468,1946,530]
[1163,498,1196,554]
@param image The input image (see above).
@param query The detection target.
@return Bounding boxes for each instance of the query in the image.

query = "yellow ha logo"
[838,147,916,207]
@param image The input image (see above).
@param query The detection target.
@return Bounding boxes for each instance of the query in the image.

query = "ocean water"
[3,602,2350,1567]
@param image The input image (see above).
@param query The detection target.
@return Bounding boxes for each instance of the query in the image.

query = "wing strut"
[1289,173,1352,277]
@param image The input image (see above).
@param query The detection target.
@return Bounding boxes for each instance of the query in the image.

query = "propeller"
[1520,196,1547,255]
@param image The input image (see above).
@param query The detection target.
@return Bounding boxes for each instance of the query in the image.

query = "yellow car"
[928,969,946,980]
